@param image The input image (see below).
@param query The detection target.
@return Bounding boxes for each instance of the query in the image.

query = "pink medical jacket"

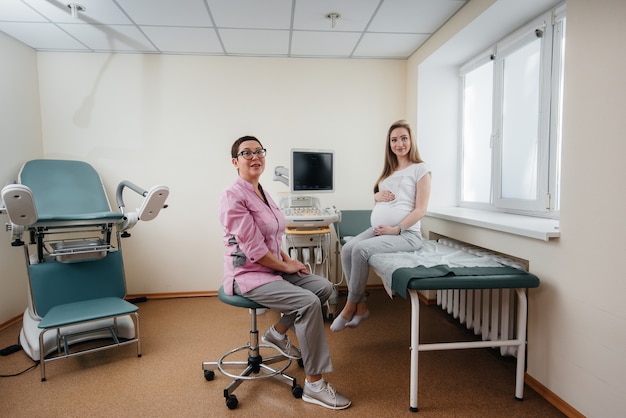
[218,176,286,295]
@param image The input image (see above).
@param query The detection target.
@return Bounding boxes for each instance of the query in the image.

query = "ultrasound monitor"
[290,149,334,194]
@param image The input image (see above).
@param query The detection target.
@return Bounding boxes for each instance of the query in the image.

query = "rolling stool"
[202,286,303,410]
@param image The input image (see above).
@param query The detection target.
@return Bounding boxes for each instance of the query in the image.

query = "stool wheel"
[226,394,238,409]
[292,384,303,399]
[204,370,215,381]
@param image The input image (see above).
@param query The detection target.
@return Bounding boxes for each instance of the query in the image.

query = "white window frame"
[459,5,565,218]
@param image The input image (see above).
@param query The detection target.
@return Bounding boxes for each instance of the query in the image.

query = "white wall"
[3,1,624,416]
[408,1,626,417]
[32,53,406,296]
[0,33,43,323]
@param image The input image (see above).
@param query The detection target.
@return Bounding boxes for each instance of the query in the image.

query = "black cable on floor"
[0,361,39,378]
[0,337,39,378]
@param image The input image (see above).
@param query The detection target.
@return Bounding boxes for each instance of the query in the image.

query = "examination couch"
[335,210,540,412]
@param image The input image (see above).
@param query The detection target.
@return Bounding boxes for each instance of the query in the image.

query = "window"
[460,5,565,217]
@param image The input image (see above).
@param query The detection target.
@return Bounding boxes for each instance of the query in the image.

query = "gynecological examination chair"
[0,159,168,380]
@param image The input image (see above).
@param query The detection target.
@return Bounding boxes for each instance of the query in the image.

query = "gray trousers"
[341,227,424,304]
[235,274,333,376]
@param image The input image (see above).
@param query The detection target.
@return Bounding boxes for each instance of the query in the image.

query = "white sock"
[306,378,325,392]
[346,310,370,328]
[330,315,351,332]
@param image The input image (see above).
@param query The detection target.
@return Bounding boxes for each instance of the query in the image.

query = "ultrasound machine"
[274,149,341,318]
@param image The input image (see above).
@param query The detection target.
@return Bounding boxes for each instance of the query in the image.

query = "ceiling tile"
[354,33,430,58]
[117,0,213,27]
[291,31,361,57]
[369,0,466,33]
[22,0,132,25]
[59,24,156,52]
[0,22,88,50]
[208,0,292,29]
[293,0,380,31]
[219,28,289,56]
[0,0,474,59]
[141,26,222,54]
[0,0,48,22]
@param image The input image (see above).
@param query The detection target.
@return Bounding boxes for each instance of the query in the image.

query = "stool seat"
[218,286,266,310]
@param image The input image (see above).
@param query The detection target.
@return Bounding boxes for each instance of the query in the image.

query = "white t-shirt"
[370,162,431,232]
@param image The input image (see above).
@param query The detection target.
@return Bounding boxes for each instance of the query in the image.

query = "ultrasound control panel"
[279,196,339,228]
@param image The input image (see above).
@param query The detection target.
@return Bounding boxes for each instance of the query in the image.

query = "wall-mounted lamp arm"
[273,166,289,187]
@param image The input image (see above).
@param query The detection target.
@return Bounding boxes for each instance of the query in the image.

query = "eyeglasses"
[237,149,267,160]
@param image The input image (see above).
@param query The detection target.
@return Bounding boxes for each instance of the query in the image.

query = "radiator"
[436,238,528,357]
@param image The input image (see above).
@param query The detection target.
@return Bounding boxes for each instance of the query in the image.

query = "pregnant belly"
[370,205,407,227]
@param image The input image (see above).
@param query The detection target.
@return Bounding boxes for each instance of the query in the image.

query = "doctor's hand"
[375,190,396,202]
[284,259,310,276]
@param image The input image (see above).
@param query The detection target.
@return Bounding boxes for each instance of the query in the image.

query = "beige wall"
[0,34,43,322]
[2,0,625,416]
[408,1,626,417]
[9,52,406,297]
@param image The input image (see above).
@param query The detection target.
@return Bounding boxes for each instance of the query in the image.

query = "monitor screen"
[290,149,334,193]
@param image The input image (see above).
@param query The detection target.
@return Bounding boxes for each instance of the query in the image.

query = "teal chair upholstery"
[334,210,371,245]
[19,159,123,223]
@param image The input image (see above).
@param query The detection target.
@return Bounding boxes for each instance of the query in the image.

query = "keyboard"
[282,206,339,228]
[282,207,323,217]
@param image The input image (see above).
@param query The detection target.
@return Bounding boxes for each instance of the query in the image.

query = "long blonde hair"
[373,120,423,193]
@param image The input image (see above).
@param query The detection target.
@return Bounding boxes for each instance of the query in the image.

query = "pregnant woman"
[330,120,431,332]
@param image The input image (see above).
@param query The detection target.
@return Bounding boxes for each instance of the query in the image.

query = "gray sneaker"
[302,381,351,410]
[261,328,301,359]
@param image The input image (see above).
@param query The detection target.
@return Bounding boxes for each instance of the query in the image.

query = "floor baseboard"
[525,373,584,418]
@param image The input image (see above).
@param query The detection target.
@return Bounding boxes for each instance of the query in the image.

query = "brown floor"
[0,289,565,417]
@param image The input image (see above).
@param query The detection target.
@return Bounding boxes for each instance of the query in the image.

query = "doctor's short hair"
[231,135,264,158]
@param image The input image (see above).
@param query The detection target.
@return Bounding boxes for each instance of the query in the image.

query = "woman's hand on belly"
[375,190,396,202]
[373,224,399,236]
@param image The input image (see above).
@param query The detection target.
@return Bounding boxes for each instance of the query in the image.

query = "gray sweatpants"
[341,227,424,304]
[235,274,333,376]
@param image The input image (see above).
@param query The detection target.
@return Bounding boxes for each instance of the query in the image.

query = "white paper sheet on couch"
[368,240,504,297]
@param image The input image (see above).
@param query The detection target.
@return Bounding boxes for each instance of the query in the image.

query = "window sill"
[426,207,560,241]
